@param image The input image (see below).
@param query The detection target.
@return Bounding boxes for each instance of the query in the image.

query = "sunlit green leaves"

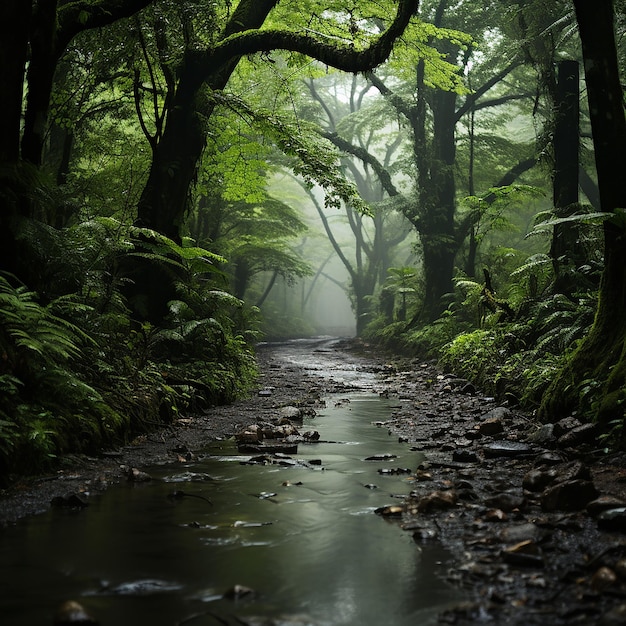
[388,20,472,93]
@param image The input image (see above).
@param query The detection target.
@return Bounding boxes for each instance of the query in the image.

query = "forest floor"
[3,338,626,625]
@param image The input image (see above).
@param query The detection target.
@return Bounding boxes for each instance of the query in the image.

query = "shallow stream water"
[0,338,463,625]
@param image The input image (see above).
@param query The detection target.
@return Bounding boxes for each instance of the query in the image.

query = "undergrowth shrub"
[0,217,261,480]
[0,274,127,478]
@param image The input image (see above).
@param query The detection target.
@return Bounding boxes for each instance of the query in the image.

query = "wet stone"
[51,493,89,509]
[553,460,592,483]
[553,415,583,438]
[541,479,599,512]
[484,493,525,512]
[484,508,507,522]
[557,423,598,448]
[526,423,555,445]
[587,495,626,516]
[592,566,617,592]
[375,504,404,517]
[483,441,534,458]
[411,526,438,542]
[413,490,458,513]
[522,467,558,492]
[478,417,504,436]
[534,451,565,466]
[597,508,626,532]
[223,584,256,599]
[459,382,477,395]
[501,539,544,567]
[452,449,479,463]
[480,406,512,422]
[413,469,433,481]
[127,467,152,482]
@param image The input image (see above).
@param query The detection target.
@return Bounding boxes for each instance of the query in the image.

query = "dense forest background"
[1,0,625,479]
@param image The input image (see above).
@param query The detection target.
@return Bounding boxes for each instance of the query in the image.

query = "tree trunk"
[21,0,155,169]
[540,0,626,428]
[419,86,458,321]
[135,0,279,240]
[256,270,279,308]
[0,0,32,164]
[135,58,208,241]
[126,1,278,322]
[353,280,372,337]
[549,59,580,297]
[0,0,33,277]
[21,0,59,168]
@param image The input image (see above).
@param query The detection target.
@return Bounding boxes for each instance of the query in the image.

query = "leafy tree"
[0,0,155,279]
[115,0,417,322]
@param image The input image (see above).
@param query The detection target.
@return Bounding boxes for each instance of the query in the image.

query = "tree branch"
[300,182,358,285]
[207,0,419,78]
[470,93,532,115]
[322,131,399,197]
[483,157,537,204]
[455,58,524,121]
[365,71,416,120]
[57,0,155,53]
[579,165,600,209]
[306,79,338,131]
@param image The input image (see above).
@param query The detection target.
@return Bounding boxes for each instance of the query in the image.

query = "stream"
[0,338,464,625]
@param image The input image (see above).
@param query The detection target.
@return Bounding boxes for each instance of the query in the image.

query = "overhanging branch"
[207,0,419,77]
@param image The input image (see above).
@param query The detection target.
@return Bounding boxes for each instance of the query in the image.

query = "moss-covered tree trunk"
[540,0,626,427]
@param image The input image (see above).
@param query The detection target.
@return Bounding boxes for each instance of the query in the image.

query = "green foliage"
[209,92,371,214]
[0,209,261,479]
[157,286,260,404]
[0,273,126,477]
[439,266,598,407]
[439,325,564,406]
[389,20,472,93]
[383,266,419,322]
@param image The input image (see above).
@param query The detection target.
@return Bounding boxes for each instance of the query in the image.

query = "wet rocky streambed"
[3,337,626,625]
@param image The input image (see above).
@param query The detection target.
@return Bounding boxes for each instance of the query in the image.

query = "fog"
[254,73,418,340]
[309,280,356,337]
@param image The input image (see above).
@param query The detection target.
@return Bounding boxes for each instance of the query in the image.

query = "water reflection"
[0,384,463,625]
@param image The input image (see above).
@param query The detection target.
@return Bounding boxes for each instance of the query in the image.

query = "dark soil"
[3,337,626,625]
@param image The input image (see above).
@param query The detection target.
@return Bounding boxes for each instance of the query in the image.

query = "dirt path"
[2,338,626,625]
